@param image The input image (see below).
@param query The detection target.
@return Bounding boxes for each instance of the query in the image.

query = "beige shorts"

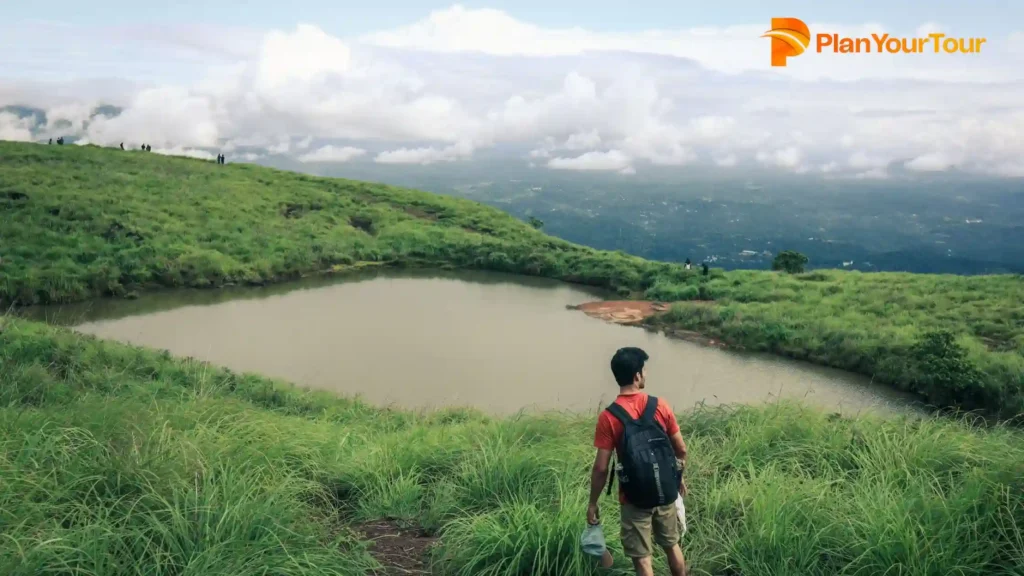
[619,501,681,558]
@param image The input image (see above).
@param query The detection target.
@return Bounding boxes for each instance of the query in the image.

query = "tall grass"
[1,318,1022,575]
[649,269,1024,418]
[2,140,1022,415]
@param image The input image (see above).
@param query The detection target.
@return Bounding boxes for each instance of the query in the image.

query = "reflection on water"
[27,269,916,416]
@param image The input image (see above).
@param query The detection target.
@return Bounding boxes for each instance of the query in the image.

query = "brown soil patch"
[570,300,728,349]
[357,520,437,575]
[570,300,670,325]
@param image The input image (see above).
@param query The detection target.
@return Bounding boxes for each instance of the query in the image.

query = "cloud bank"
[1,5,1023,177]
[298,145,367,163]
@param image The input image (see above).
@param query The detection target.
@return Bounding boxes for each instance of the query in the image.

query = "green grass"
[1,140,1022,417]
[648,270,1024,418]
[1,318,1022,575]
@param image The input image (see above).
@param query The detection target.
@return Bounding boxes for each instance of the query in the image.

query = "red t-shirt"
[593,392,681,504]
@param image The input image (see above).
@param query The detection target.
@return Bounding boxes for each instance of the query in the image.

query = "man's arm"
[589,448,613,505]
[670,431,687,465]
[670,431,688,496]
[587,448,613,524]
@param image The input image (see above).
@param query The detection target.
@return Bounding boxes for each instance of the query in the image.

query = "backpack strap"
[641,395,659,424]
[603,402,633,497]
[605,402,633,426]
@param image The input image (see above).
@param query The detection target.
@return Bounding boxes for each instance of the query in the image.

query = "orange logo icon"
[762,18,811,66]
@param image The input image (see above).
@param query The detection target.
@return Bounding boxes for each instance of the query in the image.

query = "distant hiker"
[120,142,124,150]
[56,137,64,145]
[216,154,222,164]
[146,144,151,152]
[701,262,709,277]
[48,138,52,145]
[684,258,691,271]
[588,347,689,576]
[141,144,146,151]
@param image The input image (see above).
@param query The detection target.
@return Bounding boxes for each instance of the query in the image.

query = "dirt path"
[357,521,437,575]
[569,300,727,349]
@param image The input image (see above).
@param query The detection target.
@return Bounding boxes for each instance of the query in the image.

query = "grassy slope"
[1,318,1022,576]
[2,141,1022,416]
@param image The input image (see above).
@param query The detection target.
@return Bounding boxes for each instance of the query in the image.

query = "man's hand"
[679,478,688,498]
[587,503,601,525]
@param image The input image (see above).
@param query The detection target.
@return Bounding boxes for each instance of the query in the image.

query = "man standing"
[588,347,688,576]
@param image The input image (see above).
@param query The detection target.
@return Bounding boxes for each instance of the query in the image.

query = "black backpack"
[605,396,681,509]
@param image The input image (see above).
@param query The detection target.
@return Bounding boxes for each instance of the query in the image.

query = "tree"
[527,216,544,230]
[771,250,808,274]
[908,330,985,410]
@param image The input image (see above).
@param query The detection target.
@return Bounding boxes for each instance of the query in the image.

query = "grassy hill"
[1,317,1022,575]
[0,141,1022,575]
[2,141,1022,417]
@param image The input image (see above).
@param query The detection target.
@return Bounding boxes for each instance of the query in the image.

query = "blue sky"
[11,0,1017,37]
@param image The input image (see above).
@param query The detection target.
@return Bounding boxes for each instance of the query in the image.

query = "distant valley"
[287,157,1024,275]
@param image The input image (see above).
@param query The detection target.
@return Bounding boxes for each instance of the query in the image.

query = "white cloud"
[715,154,738,167]
[526,129,604,159]
[548,149,632,171]
[84,86,218,148]
[359,6,1024,83]
[905,153,955,171]
[756,147,803,170]
[618,165,636,175]
[992,162,1024,177]
[267,140,291,154]
[0,112,35,142]
[256,24,353,92]
[1,8,1022,179]
[375,140,474,164]
[153,146,216,161]
[1010,32,1024,57]
[689,116,736,142]
[297,145,367,163]
[915,23,944,37]
[46,102,96,134]
[564,129,601,151]
[854,168,890,179]
[848,151,889,170]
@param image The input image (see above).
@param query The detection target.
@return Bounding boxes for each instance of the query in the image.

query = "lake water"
[29,269,914,416]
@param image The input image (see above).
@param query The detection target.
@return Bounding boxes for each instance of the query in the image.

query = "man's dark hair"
[610,347,649,387]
